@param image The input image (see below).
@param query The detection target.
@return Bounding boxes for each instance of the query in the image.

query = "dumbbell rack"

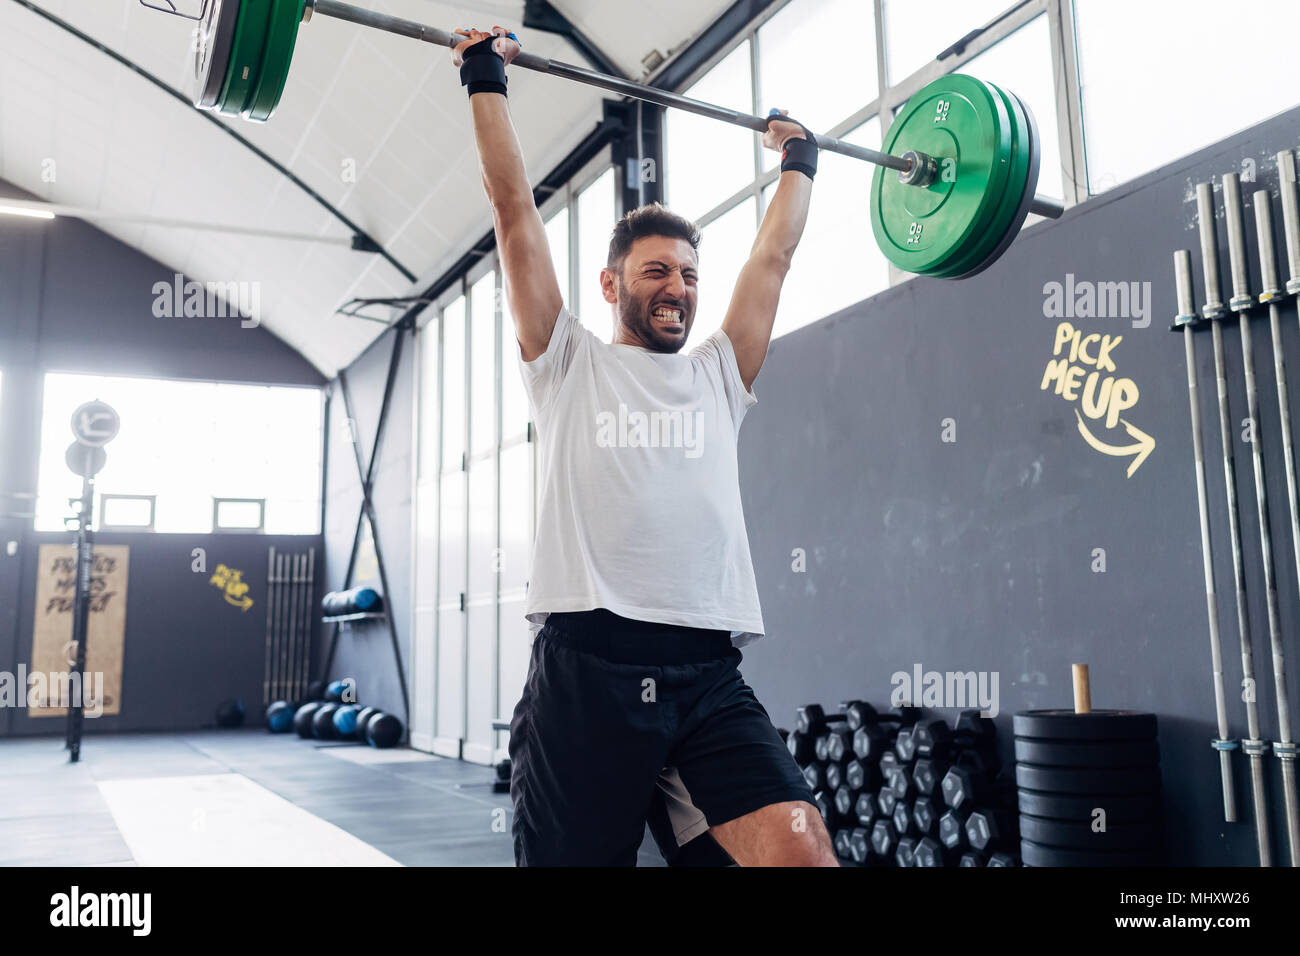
[790,702,1019,867]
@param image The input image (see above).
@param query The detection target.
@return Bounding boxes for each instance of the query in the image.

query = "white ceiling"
[0,0,735,377]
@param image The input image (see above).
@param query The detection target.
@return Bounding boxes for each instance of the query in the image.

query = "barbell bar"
[141,0,1066,278]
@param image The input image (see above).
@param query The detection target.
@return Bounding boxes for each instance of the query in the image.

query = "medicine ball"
[333,704,360,739]
[352,706,379,743]
[312,702,341,740]
[265,701,293,733]
[215,698,245,728]
[294,701,322,738]
[366,712,402,748]
[325,679,350,703]
[306,680,326,701]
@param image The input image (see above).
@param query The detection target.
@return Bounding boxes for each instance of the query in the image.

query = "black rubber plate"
[1019,813,1162,850]
[1014,737,1160,768]
[1020,838,1162,867]
[194,0,241,109]
[1013,710,1158,741]
[1016,762,1162,794]
[1017,787,1161,823]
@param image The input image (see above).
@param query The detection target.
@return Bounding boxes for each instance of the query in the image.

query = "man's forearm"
[469,93,532,210]
[753,169,813,268]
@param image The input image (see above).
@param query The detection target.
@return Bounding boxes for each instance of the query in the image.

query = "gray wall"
[4,532,322,735]
[0,180,327,735]
[739,106,1300,866]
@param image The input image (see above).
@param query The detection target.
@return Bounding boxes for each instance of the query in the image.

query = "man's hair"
[606,202,700,278]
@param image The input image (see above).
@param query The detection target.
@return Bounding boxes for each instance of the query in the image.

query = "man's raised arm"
[721,112,815,391]
[453,28,563,362]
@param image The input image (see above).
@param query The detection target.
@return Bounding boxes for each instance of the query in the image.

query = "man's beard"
[616,277,691,353]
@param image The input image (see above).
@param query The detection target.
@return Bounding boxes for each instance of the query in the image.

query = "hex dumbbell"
[854,791,879,828]
[876,787,898,817]
[825,761,846,792]
[965,809,1016,853]
[938,807,971,850]
[891,799,916,839]
[834,785,858,818]
[912,795,938,836]
[795,704,848,736]
[913,836,947,867]
[870,818,898,859]
[786,730,814,764]
[895,835,918,867]
[912,712,997,759]
[846,757,882,792]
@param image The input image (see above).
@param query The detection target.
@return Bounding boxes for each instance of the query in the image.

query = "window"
[1074,0,1300,195]
[576,167,616,343]
[469,271,498,455]
[693,198,759,343]
[962,15,1063,203]
[544,207,570,309]
[35,373,322,533]
[757,0,879,172]
[101,495,156,531]
[666,41,755,222]
[763,119,888,337]
[212,497,264,532]
[883,0,1013,85]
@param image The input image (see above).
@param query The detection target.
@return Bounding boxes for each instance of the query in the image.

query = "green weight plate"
[1017,788,1162,823]
[1014,710,1158,742]
[1014,737,1160,768]
[245,0,303,122]
[1015,762,1163,795]
[925,78,1020,278]
[932,80,1031,278]
[1019,814,1162,851]
[193,0,241,109]
[1020,838,1162,868]
[217,0,275,117]
[947,85,1042,279]
[870,74,1012,276]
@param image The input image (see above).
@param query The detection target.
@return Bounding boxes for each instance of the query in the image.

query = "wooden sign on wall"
[29,544,130,717]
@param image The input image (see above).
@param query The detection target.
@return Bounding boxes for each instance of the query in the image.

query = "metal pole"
[1255,184,1300,861]
[1278,151,1300,297]
[283,553,300,703]
[300,548,315,703]
[1223,172,1300,865]
[1174,249,1239,832]
[306,0,1066,219]
[1197,183,1270,862]
[263,545,276,705]
[65,455,94,763]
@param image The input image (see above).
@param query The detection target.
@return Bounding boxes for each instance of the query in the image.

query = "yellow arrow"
[1074,411,1155,478]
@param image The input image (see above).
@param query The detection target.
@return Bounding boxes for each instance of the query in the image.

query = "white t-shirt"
[518,306,765,646]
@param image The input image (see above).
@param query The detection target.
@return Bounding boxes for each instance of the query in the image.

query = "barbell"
[141,0,1065,278]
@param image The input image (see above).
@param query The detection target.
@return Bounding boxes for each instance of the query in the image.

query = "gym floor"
[0,733,667,867]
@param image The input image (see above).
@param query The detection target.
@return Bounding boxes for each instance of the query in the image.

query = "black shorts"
[507,608,815,866]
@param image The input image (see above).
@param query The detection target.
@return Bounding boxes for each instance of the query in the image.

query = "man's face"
[603,235,699,353]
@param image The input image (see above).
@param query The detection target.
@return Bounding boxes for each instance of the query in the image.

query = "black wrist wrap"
[460,37,508,97]
[780,136,818,180]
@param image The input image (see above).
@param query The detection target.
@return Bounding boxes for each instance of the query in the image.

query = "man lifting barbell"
[451,25,836,867]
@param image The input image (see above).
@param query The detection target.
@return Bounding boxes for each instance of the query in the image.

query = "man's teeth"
[653,307,682,324]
